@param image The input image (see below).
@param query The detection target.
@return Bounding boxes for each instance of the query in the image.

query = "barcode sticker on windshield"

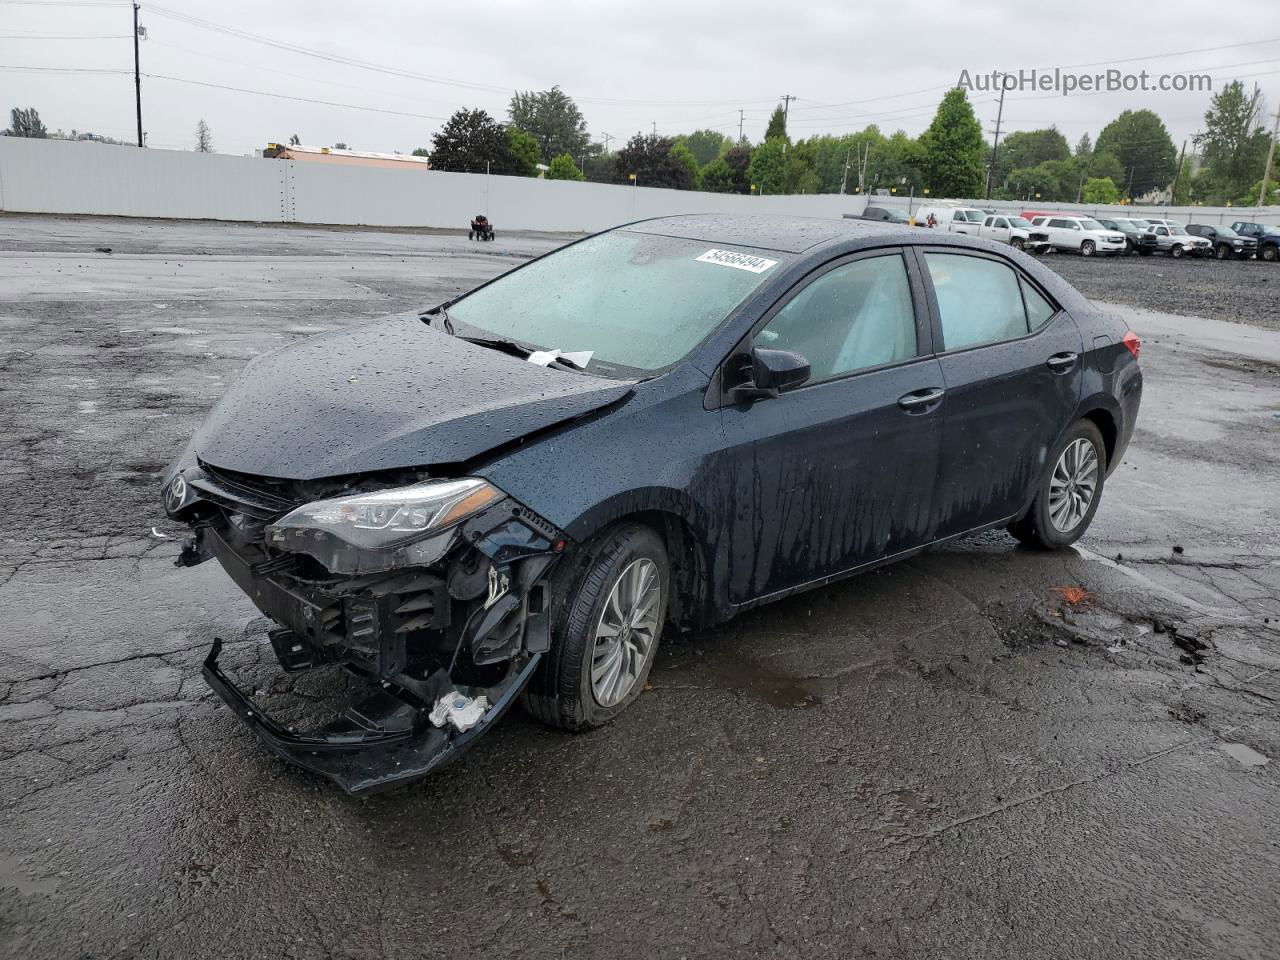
[695,249,778,273]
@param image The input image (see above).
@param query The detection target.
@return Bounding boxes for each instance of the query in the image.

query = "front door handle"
[1046,352,1078,372]
[898,387,945,410]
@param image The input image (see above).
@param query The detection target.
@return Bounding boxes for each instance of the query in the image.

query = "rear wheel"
[1263,246,1278,262]
[1081,240,1096,257]
[1009,419,1107,550]
[523,523,669,731]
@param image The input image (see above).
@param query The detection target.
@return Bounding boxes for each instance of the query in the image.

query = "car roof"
[623,213,911,254]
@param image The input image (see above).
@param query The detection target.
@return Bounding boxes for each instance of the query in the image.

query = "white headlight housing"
[266,478,505,574]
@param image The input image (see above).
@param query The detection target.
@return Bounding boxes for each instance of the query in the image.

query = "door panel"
[718,250,942,603]
[918,250,1083,537]
[722,358,943,602]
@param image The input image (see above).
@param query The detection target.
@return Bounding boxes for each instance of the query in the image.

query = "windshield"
[1007,217,1032,228]
[446,230,785,376]
[1169,226,1188,236]
[960,210,985,222]
[1216,227,1240,238]
[1078,218,1106,231]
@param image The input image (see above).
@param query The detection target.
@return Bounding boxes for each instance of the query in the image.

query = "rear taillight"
[1122,331,1141,360]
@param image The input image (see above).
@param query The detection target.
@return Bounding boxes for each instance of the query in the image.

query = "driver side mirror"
[733,347,810,401]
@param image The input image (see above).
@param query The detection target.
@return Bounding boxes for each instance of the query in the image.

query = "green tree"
[333,141,348,150]
[610,133,695,189]
[782,139,819,193]
[506,127,541,176]
[993,127,1070,186]
[748,138,787,193]
[1095,109,1177,197]
[507,86,590,164]
[4,107,47,138]
[1075,132,1093,159]
[1082,177,1120,204]
[670,142,700,188]
[1088,151,1125,185]
[701,145,752,193]
[288,133,301,146]
[194,118,213,153]
[1194,81,1271,204]
[546,153,585,181]
[411,147,429,157]
[918,88,984,197]
[677,129,730,167]
[764,105,789,143]
[430,108,516,174]
[867,130,922,194]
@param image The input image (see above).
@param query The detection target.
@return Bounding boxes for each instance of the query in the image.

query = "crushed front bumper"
[165,460,567,794]
[202,638,539,795]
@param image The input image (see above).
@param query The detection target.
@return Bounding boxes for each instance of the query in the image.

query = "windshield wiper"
[422,306,454,335]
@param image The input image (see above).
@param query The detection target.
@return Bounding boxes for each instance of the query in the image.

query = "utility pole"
[1260,107,1280,208]
[1169,139,1188,207]
[984,73,1007,199]
[652,121,657,137]
[602,133,613,155]
[780,94,796,130]
[132,2,143,147]
[738,109,744,144]
[839,145,851,195]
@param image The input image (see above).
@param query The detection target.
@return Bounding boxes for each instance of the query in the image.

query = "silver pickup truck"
[1145,224,1213,259]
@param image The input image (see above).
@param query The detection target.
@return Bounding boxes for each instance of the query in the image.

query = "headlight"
[267,478,505,575]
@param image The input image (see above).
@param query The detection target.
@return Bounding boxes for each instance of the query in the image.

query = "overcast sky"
[2,0,1277,157]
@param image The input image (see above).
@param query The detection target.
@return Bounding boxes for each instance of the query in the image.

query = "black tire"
[1124,239,1134,255]
[1009,419,1108,550]
[1171,244,1184,259]
[1215,244,1229,260]
[1011,237,1025,251]
[1081,240,1095,257]
[523,523,670,731]
[1263,246,1278,262]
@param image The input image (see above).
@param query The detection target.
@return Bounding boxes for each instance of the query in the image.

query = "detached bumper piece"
[202,638,538,795]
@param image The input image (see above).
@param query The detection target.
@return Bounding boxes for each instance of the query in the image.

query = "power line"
[0,33,130,38]
[144,73,452,121]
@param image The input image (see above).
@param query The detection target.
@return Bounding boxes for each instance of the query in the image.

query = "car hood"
[191,313,634,480]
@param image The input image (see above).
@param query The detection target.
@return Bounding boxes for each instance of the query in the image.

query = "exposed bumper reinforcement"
[202,638,539,796]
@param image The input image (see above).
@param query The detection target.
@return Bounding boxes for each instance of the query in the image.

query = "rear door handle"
[898,387,945,410]
[1046,352,1077,372]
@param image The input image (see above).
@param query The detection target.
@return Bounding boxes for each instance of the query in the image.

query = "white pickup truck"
[1030,215,1128,257]
[978,214,1051,254]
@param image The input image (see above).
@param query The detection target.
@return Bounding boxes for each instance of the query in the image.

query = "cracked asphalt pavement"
[2,215,1277,960]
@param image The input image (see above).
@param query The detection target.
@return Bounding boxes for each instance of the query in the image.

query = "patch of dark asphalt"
[1046,252,1280,330]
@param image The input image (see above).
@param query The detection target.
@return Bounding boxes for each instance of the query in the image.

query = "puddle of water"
[662,654,825,709]
[1219,742,1269,767]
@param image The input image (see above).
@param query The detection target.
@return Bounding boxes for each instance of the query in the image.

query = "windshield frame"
[435,228,791,381]
[1077,218,1106,232]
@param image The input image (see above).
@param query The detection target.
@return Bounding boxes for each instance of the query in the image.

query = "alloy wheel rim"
[590,558,661,707]
[1048,438,1099,534]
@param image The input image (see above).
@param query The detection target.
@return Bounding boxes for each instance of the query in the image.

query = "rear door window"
[924,253,1032,351]
[753,254,918,382]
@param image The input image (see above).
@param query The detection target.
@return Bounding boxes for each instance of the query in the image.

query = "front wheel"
[1081,240,1096,257]
[1171,244,1184,259]
[523,523,669,731]
[1011,237,1025,251]
[1009,419,1107,550]
[1216,245,1229,260]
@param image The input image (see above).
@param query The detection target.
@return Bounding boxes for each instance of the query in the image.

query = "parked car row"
[851,204,1280,263]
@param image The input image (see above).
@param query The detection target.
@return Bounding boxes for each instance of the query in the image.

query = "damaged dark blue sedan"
[162,214,1143,794]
